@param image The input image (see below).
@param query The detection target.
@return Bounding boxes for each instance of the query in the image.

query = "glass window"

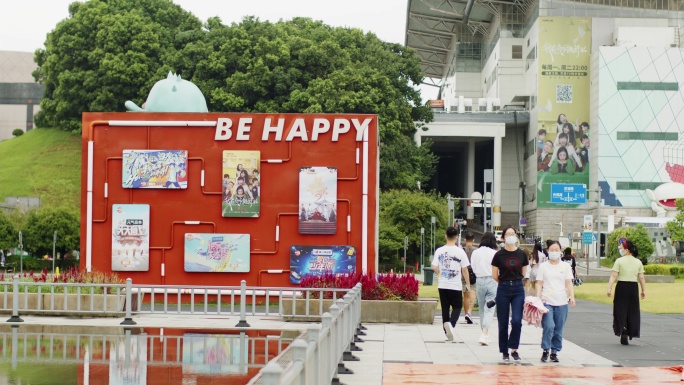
[512,45,523,59]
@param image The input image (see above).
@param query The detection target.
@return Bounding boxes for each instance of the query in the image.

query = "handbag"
[468,266,477,285]
[573,277,583,286]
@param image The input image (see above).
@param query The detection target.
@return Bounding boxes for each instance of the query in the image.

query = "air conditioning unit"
[572,232,583,239]
[463,98,473,112]
[478,98,487,112]
[491,98,501,111]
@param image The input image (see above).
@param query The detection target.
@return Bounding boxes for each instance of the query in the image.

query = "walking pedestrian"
[491,226,528,361]
[526,241,545,295]
[470,231,499,345]
[462,232,477,324]
[536,240,576,363]
[432,226,471,342]
[561,247,577,281]
[607,237,646,345]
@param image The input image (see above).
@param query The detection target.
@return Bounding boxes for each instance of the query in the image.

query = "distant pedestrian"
[607,237,646,345]
[462,232,477,324]
[491,226,528,361]
[432,226,471,342]
[561,247,577,280]
[470,231,498,346]
[536,240,576,363]
[526,241,545,295]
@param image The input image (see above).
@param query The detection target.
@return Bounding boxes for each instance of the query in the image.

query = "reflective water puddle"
[0,324,292,384]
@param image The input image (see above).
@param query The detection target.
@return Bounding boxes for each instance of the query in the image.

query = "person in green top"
[606,237,646,345]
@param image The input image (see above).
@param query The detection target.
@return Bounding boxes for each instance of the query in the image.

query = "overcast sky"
[0,0,438,99]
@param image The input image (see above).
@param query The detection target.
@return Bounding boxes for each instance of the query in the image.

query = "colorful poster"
[222,151,260,217]
[536,17,591,208]
[122,150,188,189]
[184,233,250,273]
[112,204,150,271]
[182,334,248,374]
[298,167,337,234]
[289,245,356,284]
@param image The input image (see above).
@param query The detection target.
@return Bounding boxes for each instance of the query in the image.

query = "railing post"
[261,361,283,385]
[342,293,359,363]
[307,324,322,384]
[291,338,309,382]
[7,275,23,323]
[235,280,250,327]
[334,298,353,376]
[120,278,136,325]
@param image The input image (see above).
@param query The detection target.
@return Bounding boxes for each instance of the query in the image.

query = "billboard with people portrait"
[536,17,591,208]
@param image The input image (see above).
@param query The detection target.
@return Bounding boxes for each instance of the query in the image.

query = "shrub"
[12,129,24,137]
[299,272,419,301]
[1,267,124,294]
[671,266,681,276]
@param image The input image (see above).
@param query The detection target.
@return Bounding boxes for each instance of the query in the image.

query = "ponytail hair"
[619,238,639,257]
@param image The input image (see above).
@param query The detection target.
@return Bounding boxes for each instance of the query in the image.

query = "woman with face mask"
[607,238,646,345]
[491,226,529,362]
[535,241,576,363]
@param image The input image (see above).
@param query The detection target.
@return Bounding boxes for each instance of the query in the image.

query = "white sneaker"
[444,322,454,341]
[478,334,489,345]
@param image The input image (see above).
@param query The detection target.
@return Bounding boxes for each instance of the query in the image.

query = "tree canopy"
[33,2,435,189]
[22,208,80,258]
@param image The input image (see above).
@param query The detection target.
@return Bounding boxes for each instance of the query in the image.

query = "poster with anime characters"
[112,204,150,271]
[222,151,260,217]
[122,150,188,189]
[289,245,356,284]
[298,167,337,234]
[184,233,250,273]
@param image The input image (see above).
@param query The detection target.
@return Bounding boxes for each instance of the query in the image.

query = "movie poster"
[109,334,148,385]
[184,233,250,273]
[112,204,150,271]
[298,167,337,234]
[222,151,260,217]
[535,17,591,208]
[122,150,188,189]
[289,245,356,284]
[182,334,248,374]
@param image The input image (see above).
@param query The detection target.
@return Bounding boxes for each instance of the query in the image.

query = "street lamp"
[18,231,23,274]
[403,236,408,274]
[430,216,436,261]
[595,186,602,267]
[420,227,425,269]
[52,231,57,274]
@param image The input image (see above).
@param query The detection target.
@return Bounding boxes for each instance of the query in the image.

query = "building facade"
[406,0,684,252]
[0,50,42,141]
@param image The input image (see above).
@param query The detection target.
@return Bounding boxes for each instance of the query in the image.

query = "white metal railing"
[0,276,365,385]
[247,283,363,385]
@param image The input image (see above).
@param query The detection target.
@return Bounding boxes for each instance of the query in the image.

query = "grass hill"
[0,129,81,213]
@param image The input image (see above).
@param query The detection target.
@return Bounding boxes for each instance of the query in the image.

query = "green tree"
[0,210,18,251]
[606,224,653,266]
[22,208,80,257]
[665,198,684,243]
[379,190,450,269]
[33,0,203,133]
[36,9,435,189]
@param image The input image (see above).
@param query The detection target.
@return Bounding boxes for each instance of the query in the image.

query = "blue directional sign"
[550,184,587,204]
[582,232,593,245]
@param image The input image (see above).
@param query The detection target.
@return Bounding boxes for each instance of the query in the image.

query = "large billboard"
[536,17,592,208]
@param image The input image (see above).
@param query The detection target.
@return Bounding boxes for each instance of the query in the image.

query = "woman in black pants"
[607,238,646,345]
[491,226,528,361]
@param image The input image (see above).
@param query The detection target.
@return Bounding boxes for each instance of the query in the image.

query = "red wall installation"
[80,112,379,287]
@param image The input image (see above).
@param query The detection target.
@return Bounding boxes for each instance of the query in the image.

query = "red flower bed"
[299,272,418,301]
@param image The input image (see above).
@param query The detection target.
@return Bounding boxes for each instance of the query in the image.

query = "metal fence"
[0,276,365,385]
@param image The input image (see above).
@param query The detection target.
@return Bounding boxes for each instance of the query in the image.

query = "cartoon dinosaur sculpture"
[125,72,208,113]
[645,182,684,217]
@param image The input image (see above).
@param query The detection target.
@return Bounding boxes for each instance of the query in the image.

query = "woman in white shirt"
[470,231,499,346]
[535,241,576,363]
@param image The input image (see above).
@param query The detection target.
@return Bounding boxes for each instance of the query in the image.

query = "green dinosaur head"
[125,72,208,112]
